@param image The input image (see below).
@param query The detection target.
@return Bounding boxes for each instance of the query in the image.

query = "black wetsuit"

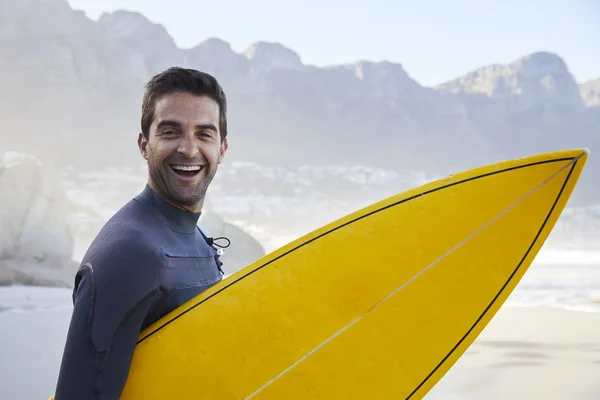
[54,184,224,400]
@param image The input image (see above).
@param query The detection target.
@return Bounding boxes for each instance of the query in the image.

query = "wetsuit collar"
[135,184,201,234]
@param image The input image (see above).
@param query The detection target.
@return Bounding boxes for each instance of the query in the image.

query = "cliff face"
[580,79,600,108]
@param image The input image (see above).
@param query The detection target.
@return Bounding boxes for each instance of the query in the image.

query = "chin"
[173,190,203,206]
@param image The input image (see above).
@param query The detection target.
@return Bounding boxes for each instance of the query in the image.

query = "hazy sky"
[67,0,599,86]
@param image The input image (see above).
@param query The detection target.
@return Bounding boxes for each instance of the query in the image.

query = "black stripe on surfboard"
[406,158,578,399]
[137,156,577,346]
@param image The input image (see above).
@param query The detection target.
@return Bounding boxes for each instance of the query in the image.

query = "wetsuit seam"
[82,254,162,396]
[76,263,99,354]
[94,288,162,396]
[96,288,162,355]
[162,254,215,262]
[166,276,222,290]
[75,263,103,399]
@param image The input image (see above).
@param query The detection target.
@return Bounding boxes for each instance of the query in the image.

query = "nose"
[177,133,200,159]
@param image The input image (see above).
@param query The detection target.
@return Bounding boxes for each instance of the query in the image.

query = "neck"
[136,184,202,233]
[148,181,203,214]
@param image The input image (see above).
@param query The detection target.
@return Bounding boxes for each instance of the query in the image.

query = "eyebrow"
[156,120,218,132]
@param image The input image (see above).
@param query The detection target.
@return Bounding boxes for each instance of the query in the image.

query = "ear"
[138,132,149,160]
[218,138,228,164]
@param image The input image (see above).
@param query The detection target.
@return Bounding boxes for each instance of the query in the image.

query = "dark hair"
[141,67,228,141]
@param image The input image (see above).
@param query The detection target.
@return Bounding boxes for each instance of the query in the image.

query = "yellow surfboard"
[51,149,590,400]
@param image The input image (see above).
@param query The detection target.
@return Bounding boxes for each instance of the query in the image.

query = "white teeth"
[172,165,201,171]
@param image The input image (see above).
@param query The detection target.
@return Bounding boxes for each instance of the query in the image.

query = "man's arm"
[54,238,161,400]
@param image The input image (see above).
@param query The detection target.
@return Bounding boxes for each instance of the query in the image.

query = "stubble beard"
[147,156,217,209]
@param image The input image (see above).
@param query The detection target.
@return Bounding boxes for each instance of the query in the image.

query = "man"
[54,67,229,399]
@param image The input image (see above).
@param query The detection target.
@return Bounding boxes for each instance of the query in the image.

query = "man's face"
[138,91,228,212]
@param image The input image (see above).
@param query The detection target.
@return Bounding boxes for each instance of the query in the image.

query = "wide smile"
[169,164,204,180]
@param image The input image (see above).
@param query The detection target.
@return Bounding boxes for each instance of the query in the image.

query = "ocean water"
[507,251,600,313]
[56,163,600,314]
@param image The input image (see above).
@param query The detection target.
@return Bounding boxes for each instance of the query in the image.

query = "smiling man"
[54,68,229,400]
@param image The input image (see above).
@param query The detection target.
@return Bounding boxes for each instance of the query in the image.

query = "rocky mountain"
[433,52,597,161]
[0,0,598,204]
[435,52,585,110]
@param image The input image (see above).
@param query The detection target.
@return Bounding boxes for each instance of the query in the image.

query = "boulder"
[198,211,266,276]
[0,153,77,287]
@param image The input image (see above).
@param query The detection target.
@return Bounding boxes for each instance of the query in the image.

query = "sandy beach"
[1,286,600,400]
[427,306,600,400]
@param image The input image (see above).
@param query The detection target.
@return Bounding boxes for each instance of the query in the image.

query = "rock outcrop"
[97,10,186,87]
[199,212,266,276]
[183,38,251,90]
[244,41,304,71]
[0,153,78,287]
[580,79,600,107]
[435,52,585,112]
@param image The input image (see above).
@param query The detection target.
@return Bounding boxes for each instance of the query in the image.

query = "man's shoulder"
[82,199,162,270]
[98,196,155,239]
